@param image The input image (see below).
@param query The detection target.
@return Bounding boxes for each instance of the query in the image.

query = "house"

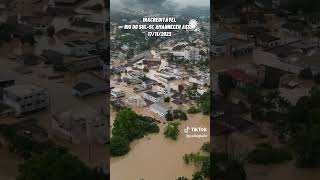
[144,91,164,103]
[111,88,125,98]
[65,55,101,72]
[254,0,280,9]
[155,84,170,97]
[256,33,280,48]
[16,54,43,65]
[72,73,108,97]
[282,20,311,37]
[0,71,15,101]
[223,69,258,88]
[212,33,254,57]
[142,78,157,89]
[189,76,209,86]
[150,103,169,117]
[41,49,64,65]
[305,12,320,28]
[51,107,107,144]
[64,40,95,57]
[20,16,53,32]
[3,84,48,116]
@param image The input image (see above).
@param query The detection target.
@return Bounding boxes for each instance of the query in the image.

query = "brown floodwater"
[0,148,19,180]
[110,110,210,180]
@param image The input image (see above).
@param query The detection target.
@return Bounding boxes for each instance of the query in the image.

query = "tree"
[177,177,188,180]
[218,74,235,97]
[213,151,247,180]
[187,106,201,114]
[199,91,210,115]
[192,172,204,180]
[111,108,160,156]
[20,34,36,46]
[0,23,12,46]
[166,110,174,121]
[246,85,262,105]
[164,122,180,140]
[112,108,144,141]
[178,84,185,93]
[126,49,134,59]
[47,25,55,38]
[164,97,170,103]
[110,136,130,156]
[17,149,106,180]
[299,68,313,79]
[143,67,149,72]
[247,143,292,165]
[314,73,320,84]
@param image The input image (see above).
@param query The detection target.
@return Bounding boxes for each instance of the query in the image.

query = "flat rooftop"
[4,84,45,97]
[145,91,162,98]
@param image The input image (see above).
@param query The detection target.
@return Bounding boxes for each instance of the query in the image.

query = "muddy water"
[110,110,210,180]
[247,162,320,180]
[0,148,19,180]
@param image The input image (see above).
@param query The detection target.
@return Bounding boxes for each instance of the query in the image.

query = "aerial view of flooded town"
[0,0,109,179]
[212,0,320,179]
[110,0,210,179]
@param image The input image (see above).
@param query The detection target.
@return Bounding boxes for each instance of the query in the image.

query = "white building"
[51,108,108,144]
[150,103,169,117]
[111,88,125,98]
[3,84,48,116]
[189,76,209,86]
[72,73,108,97]
[155,84,170,97]
[143,91,164,103]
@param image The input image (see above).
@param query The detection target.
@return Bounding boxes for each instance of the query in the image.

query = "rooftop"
[4,84,45,97]
[224,69,257,83]
[145,91,162,98]
[150,103,169,114]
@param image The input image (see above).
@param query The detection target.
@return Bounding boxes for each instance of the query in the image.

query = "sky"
[110,0,209,10]
[171,0,209,8]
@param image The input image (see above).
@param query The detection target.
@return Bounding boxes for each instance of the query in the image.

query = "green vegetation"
[187,106,201,114]
[46,25,55,38]
[166,110,188,121]
[183,143,210,180]
[0,23,13,46]
[110,101,125,112]
[0,125,107,180]
[270,86,320,168]
[218,74,235,97]
[111,108,159,156]
[299,68,313,79]
[126,49,134,59]
[213,150,247,180]
[248,143,292,165]
[198,91,210,115]
[314,73,320,84]
[110,136,129,156]
[164,122,180,140]
[173,110,188,120]
[17,149,107,180]
[176,177,188,180]
[165,110,174,121]
[164,97,170,103]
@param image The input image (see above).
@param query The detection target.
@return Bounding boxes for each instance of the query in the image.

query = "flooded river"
[110,110,210,180]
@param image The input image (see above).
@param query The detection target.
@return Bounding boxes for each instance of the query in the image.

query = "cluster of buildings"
[0,0,109,146]
[110,14,210,119]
